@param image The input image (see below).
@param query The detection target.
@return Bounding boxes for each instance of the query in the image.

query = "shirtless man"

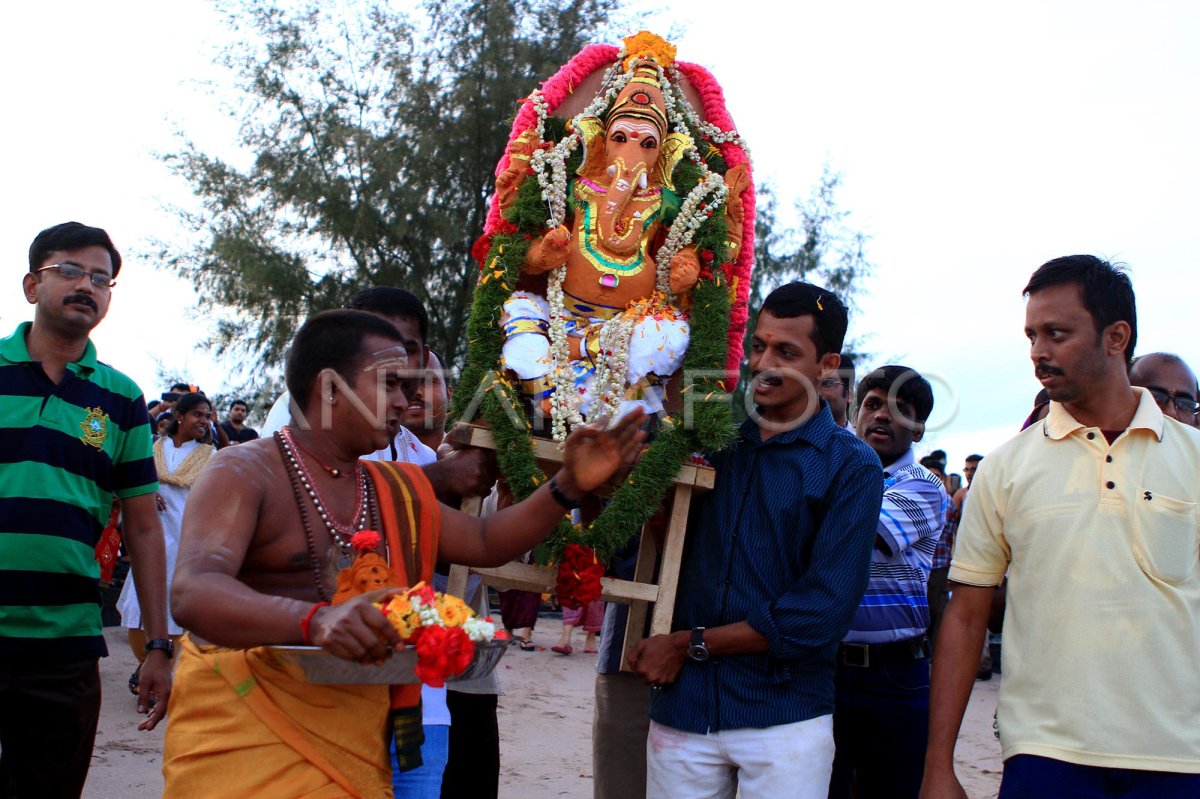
[164,310,645,798]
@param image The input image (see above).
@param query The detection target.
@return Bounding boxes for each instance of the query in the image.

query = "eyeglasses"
[34,262,116,289]
[1146,385,1199,416]
[819,378,846,390]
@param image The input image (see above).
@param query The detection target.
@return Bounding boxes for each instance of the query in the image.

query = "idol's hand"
[525,226,571,274]
[668,249,700,294]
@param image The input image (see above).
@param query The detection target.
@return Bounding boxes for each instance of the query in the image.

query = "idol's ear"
[651,130,692,192]
[576,116,607,179]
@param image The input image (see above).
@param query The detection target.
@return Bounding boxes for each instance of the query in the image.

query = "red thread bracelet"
[300,601,330,645]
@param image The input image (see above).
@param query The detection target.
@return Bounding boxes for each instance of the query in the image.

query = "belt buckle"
[841,642,870,668]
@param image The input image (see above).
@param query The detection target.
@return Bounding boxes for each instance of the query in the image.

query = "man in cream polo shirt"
[921,255,1200,799]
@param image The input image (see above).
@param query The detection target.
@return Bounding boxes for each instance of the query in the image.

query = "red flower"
[556,544,605,609]
[471,234,493,267]
[414,625,476,687]
[700,249,715,263]
[350,529,382,554]
[408,583,437,606]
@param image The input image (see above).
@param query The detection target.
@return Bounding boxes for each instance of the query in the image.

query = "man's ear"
[317,367,342,404]
[22,273,38,305]
[819,351,841,373]
[1104,321,1132,359]
[912,423,926,443]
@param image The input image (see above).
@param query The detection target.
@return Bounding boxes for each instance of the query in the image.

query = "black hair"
[285,310,404,412]
[1023,255,1137,365]
[837,352,856,379]
[28,222,122,277]
[760,282,848,358]
[167,393,212,436]
[966,454,984,462]
[919,456,946,473]
[855,364,935,423]
[347,287,428,345]
[229,399,249,411]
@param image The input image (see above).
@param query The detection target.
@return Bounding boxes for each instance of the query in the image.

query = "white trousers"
[645,715,835,799]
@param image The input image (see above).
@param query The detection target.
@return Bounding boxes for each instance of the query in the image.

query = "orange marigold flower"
[622,31,676,70]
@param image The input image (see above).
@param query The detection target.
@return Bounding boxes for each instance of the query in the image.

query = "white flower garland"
[655,171,728,296]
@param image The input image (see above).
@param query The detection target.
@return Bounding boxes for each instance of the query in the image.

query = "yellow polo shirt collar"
[1041,385,1164,442]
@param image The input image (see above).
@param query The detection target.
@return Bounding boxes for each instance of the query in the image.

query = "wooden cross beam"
[445,425,713,670]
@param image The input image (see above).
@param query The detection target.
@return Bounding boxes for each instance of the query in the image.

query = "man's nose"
[1029,337,1051,362]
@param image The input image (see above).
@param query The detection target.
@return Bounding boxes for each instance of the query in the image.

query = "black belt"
[837,635,930,668]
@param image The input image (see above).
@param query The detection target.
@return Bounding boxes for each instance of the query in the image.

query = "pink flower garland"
[483,43,754,378]
[676,60,755,378]
[484,44,618,233]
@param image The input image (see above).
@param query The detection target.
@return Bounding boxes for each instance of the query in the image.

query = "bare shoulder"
[198,437,284,490]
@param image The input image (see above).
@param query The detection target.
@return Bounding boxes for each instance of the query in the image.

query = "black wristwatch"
[144,638,175,659]
[686,627,710,662]
[548,475,582,510]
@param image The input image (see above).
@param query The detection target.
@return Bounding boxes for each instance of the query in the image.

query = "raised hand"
[559,408,647,495]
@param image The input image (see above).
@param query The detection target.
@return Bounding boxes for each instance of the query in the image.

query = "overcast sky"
[2,0,1196,472]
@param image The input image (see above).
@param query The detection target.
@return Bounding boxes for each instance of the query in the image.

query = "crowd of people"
[1,220,1198,799]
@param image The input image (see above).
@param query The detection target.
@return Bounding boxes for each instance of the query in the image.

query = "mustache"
[1034,364,1064,379]
[63,294,97,311]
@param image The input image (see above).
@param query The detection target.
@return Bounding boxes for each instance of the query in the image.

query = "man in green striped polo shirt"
[0,222,172,798]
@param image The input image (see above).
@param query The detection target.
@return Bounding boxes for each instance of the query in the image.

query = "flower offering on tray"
[376,582,504,687]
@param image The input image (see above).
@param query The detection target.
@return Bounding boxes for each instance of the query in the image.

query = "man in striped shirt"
[0,222,171,798]
[830,365,946,799]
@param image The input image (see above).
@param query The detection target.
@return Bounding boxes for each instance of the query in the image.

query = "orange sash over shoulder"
[360,460,442,712]
[361,460,441,594]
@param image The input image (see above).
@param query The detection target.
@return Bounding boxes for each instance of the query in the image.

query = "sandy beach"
[85,621,1002,798]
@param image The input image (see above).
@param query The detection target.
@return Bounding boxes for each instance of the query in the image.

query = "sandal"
[128,665,141,696]
[583,647,598,654]
[518,640,536,652]
[551,644,573,656]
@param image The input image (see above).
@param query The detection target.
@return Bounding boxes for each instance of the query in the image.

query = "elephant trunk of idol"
[597,160,648,256]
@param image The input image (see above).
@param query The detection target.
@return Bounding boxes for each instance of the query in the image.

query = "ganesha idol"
[489,32,752,435]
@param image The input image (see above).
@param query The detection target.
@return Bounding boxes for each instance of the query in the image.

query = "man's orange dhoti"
[162,636,392,799]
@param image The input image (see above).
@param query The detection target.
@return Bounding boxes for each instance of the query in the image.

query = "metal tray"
[271,638,508,685]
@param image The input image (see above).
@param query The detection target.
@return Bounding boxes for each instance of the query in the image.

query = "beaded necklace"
[276,428,374,595]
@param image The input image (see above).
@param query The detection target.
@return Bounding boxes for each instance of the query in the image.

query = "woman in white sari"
[118,392,215,691]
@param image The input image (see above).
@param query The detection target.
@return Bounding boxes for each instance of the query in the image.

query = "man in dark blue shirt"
[629,282,883,798]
